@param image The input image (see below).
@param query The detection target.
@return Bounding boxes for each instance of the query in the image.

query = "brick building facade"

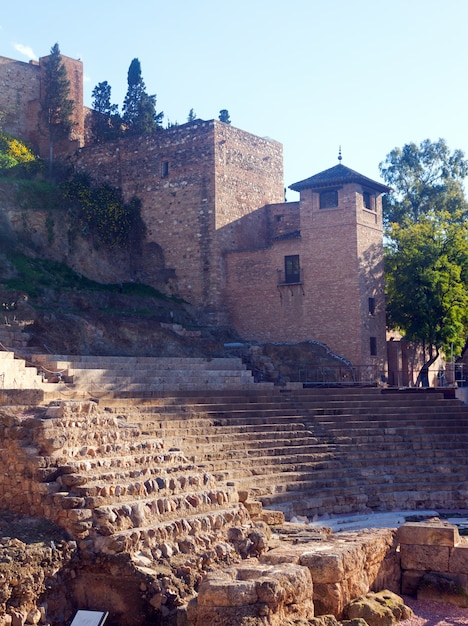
[0,51,389,370]
[225,164,389,370]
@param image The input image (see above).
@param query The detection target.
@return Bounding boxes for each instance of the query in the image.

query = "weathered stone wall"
[73,121,284,321]
[0,56,40,142]
[399,520,468,606]
[0,181,168,288]
[0,54,85,157]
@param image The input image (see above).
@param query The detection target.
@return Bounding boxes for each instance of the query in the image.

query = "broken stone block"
[398,521,460,547]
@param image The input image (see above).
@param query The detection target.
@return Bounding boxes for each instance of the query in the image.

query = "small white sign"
[70,610,108,626]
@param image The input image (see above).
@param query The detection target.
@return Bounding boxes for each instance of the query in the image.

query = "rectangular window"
[161,161,169,178]
[320,190,338,209]
[363,191,372,210]
[370,336,377,356]
[368,297,376,316]
[284,255,300,283]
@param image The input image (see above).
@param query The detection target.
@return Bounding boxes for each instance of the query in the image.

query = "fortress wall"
[73,121,284,319]
[0,54,85,156]
[0,56,41,141]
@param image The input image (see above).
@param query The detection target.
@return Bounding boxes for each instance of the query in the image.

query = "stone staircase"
[0,350,48,390]
[0,400,250,557]
[27,353,273,393]
[2,365,468,554]
[97,387,468,520]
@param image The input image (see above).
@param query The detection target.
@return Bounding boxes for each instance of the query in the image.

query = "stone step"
[106,394,462,411]
[259,476,468,514]
[31,355,248,368]
[309,425,468,440]
[162,432,319,449]
[65,368,255,382]
[149,421,312,437]
[193,455,339,477]
[135,414,311,428]
[90,504,249,556]
[88,487,237,530]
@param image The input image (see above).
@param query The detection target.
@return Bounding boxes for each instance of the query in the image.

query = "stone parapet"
[398,519,468,607]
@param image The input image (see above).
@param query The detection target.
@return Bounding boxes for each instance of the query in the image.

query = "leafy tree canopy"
[380,138,468,226]
[381,139,468,382]
[218,109,231,124]
[91,81,121,142]
[61,173,146,250]
[122,58,163,135]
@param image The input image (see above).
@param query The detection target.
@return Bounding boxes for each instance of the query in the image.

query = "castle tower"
[225,160,389,375]
[0,52,85,157]
[288,162,390,371]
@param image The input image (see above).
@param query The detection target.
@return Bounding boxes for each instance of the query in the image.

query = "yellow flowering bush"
[0,132,37,169]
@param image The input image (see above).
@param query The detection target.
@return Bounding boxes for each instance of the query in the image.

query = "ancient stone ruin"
[0,353,467,625]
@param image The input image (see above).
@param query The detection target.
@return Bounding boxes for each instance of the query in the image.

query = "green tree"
[91,81,121,142]
[122,58,163,135]
[380,139,468,385]
[380,138,468,226]
[187,108,197,122]
[218,109,231,124]
[40,43,74,173]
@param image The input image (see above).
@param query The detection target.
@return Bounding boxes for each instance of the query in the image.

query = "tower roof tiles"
[289,163,390,194]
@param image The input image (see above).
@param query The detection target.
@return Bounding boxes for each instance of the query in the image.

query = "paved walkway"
[303,510,468,532]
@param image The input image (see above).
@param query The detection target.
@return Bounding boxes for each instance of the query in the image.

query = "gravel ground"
[400,596,468,625]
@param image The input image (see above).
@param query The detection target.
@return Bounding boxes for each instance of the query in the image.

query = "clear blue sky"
[1,0,467,200]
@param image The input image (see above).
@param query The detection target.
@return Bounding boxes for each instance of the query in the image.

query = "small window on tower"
[363,191,372,210]
[368,297,376,316]
[161,161,169,178]
[370,336,377,356]
[319,190,339,209]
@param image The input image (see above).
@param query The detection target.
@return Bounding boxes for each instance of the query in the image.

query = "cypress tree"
[40,43,74,174]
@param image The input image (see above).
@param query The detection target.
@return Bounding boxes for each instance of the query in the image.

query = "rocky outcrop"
[343,590,413,626]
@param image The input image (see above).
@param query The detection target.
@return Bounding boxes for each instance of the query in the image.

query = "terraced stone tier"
[98,387,468,519]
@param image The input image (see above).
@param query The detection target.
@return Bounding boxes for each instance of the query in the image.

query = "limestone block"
[237,489,250,503]
[400,544,450,572]
[237,561,313,605]
[260,546,302,565]
[398,521,460,547]
[256,510,285,525]
[313,581,344,617]
[450,545,468,574]
[197,577,258,607]
[300,548,346,583]
[66,508,92,522]
[243,500,263,516]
